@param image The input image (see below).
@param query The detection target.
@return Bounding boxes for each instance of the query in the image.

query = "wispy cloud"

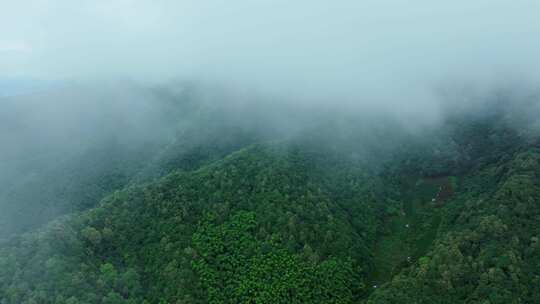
[0,40,31,53]
[1,1,539,112]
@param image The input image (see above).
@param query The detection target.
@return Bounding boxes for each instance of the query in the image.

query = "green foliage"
[368,149,540,303]
[1,105,540,303]
[192,211,356,303]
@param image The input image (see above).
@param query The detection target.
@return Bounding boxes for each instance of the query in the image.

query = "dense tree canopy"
[1,100,539,303]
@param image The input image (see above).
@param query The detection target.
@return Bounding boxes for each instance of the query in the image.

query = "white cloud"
[1,0,539,109]
[0,41,31,53]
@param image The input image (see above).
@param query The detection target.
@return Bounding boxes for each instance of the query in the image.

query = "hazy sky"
[1,1,540,109]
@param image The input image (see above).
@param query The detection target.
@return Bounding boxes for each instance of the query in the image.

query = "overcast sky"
[1,0,540,110]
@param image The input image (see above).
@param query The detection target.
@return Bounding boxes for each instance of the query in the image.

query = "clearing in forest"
[367,175,456,290]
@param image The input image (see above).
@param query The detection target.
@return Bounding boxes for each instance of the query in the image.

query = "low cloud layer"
[2,0,540,113]
[1,1,540,239]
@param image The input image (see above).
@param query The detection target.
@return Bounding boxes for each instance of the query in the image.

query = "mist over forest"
[1,1,540,303]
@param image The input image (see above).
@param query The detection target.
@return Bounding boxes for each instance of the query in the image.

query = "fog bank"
[2,1,540,116]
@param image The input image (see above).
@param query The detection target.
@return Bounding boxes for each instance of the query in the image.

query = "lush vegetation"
[1,96,540,303]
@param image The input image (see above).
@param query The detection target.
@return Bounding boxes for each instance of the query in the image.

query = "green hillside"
[1,99,540,303]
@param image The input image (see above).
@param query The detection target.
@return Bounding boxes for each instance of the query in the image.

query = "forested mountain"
[2,0,540,302]
[0,84,279,239]
[1,88,540,304]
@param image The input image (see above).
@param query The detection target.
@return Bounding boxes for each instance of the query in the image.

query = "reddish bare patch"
[424,176,454,203]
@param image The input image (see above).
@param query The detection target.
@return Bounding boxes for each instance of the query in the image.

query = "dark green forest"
[1,88,540,304]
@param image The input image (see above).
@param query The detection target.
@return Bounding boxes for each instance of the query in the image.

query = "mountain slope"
[1,100,540,303]
[367,148,540,303]
[0,142,392,303]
